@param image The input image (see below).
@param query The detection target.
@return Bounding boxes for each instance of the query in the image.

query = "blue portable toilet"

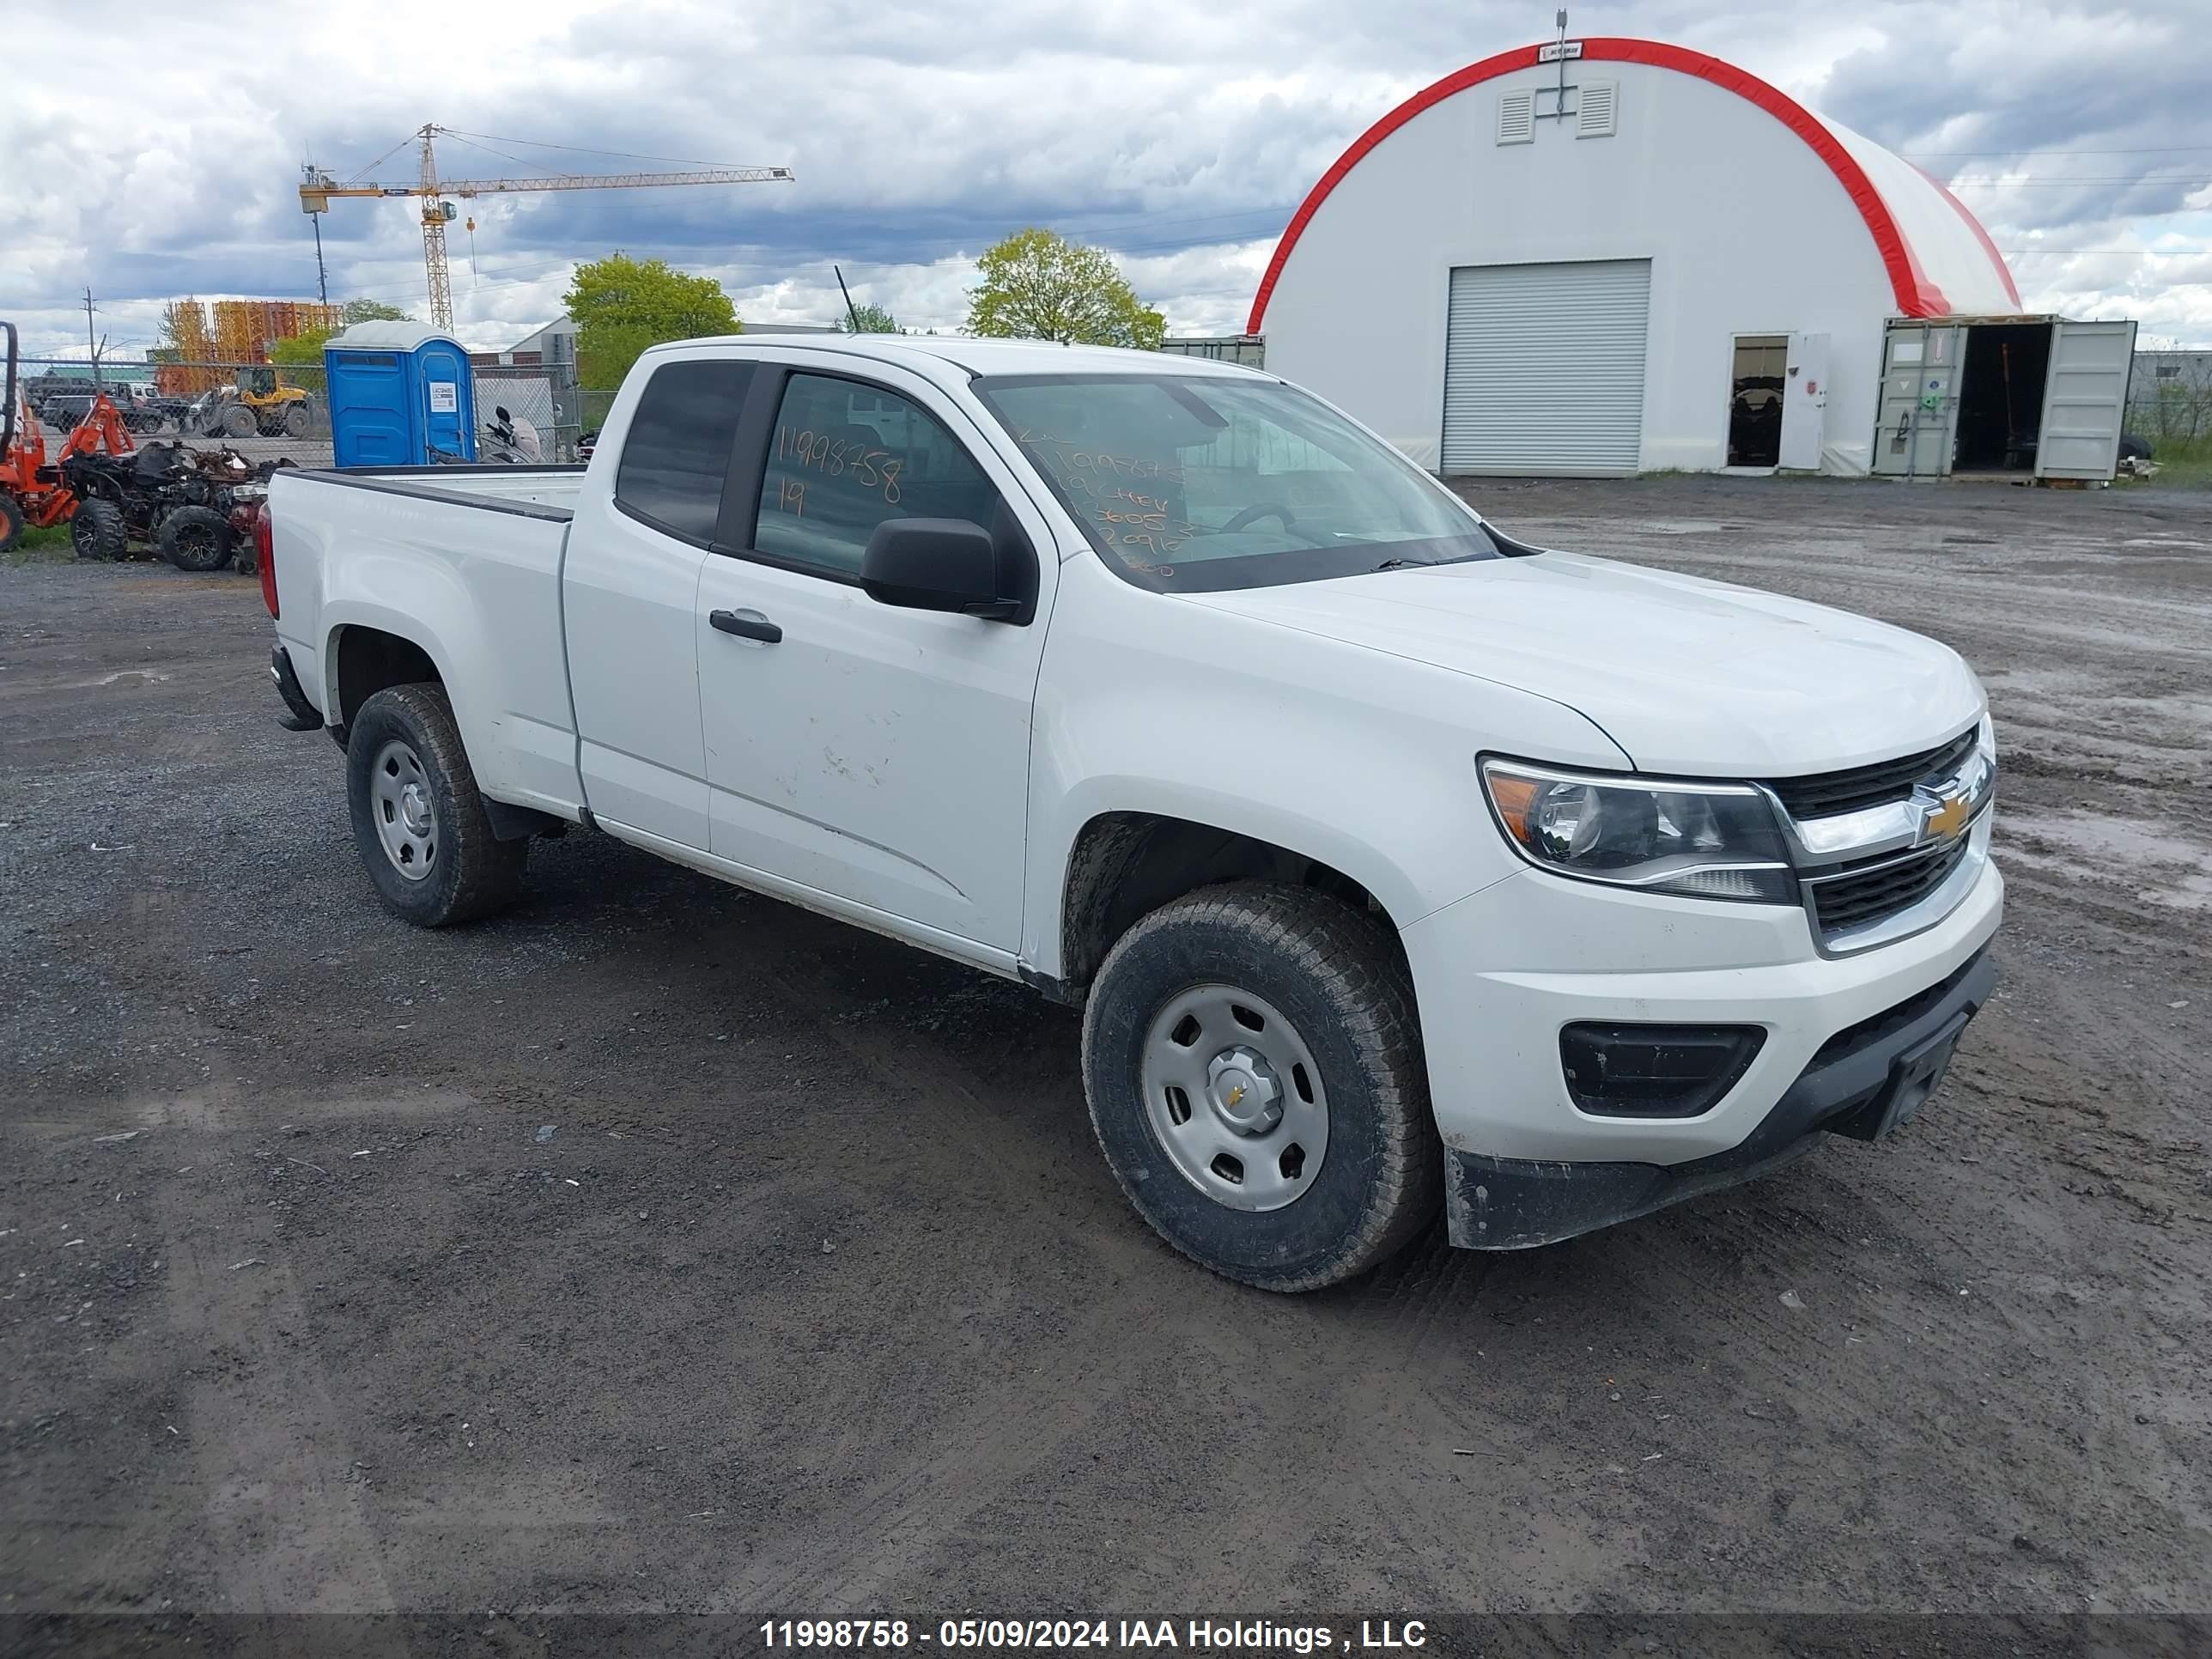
[323,322,477,466]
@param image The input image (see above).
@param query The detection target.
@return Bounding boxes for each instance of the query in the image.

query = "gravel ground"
[1,476,2207,1644]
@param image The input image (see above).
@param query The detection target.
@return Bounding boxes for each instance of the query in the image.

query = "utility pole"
[82,289,100,388]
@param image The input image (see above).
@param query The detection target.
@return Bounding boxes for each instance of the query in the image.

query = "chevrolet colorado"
[260,336,2001,1290]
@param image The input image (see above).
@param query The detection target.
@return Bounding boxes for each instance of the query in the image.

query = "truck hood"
[1176,551,1984,775]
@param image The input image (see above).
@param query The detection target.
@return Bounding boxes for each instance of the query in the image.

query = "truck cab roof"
[639,333,1264,380]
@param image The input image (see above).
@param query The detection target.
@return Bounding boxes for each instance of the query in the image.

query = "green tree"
[840,301,900,335]
[966,228,1164,349]
[269,326,336,392]
[564,252,740,387]
[341,299,413,325]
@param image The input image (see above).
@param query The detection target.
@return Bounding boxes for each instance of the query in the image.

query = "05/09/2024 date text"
[760,1618,1426,1651]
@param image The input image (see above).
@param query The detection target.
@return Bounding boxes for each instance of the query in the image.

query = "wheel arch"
[1048,807,1419,1004]
[328,621,447,733]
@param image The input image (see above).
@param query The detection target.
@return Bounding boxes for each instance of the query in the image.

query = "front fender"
[1020,556,1630,977]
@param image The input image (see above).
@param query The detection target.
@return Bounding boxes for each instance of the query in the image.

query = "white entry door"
[1778,332,1829,471]
[2035,319,2138,480]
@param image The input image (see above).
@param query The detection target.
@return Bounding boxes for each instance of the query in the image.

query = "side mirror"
[860,516,1030,622]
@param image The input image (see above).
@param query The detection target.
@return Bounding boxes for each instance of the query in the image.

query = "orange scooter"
[0,321,135,553]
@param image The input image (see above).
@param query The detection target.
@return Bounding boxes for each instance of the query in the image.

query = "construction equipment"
[1,320,136,553]
[61,442,276,570]
[300,125,794,331]
[191,367,315,440]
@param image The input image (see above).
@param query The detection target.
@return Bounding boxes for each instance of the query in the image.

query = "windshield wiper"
[1374,556,1428,571]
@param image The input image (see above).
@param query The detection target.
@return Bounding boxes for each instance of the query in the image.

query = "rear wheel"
[155,505,234,572]
[0,494,22,553]
[1080,883,1441,1291]
[70,499,127,562]
[345,683,526,927]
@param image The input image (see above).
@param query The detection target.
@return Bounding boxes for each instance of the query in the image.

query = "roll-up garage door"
[1441,259,1651,475]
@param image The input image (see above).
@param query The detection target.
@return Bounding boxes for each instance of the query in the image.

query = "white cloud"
[3,0,2207,362]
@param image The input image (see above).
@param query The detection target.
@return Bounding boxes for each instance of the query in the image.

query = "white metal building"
[1253,36,2135,480]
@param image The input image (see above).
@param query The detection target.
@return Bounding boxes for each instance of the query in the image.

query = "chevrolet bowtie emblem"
[1224,1084,1247,1108]
[1924,793,1972,842]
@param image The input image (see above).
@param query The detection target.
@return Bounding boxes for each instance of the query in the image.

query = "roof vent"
[1498,89,1535,145]
[1577,81,1617,137]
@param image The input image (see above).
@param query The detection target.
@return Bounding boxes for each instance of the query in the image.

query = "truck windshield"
[971,373,1498,592]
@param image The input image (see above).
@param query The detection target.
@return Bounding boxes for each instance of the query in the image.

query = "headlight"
[1480,758,1796,904]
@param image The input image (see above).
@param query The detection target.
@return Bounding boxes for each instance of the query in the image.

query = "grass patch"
[3,522,74,566]
[2142,434,2212,489]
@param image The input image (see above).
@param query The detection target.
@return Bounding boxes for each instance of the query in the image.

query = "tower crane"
[301,125,794,331]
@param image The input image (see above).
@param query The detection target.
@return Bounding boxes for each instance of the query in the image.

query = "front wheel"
[345,684,526,927]
[155,505,234,571]
[70,498,127,562]
[1080,883,1441,1291]
[0,493,23,553]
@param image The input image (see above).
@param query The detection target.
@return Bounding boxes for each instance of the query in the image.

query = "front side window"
[973,374,1498,592]
[614,359,754,543]
[753,373,999,577]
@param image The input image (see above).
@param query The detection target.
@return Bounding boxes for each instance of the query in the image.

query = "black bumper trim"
[270,645,322,732]
[1443,946,1997,1250]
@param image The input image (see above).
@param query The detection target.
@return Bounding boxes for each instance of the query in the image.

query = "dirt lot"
[3,477,2207,1643]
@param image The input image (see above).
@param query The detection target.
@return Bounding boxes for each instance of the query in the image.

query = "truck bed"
[289,464,587,518]
[267,464,591,820]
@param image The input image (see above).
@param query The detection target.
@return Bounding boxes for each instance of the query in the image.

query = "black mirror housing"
[860,514,1035,623]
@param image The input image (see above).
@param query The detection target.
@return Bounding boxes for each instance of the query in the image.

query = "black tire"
[222,405,256,439]
[156,505,235,572]
[0,494,23,553]
[283,403,312,438]
[70,499,127,562]
[345,684,526,927]
[1080,882,1440,1292]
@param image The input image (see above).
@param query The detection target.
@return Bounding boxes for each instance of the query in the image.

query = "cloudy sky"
[5,0,2209,367]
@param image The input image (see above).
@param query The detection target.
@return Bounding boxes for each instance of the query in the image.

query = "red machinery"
[0,321,136,552]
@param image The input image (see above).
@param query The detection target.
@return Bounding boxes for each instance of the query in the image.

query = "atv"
[58,442,261,570]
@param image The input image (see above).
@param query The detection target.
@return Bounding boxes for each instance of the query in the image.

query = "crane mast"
[420,127,453,332]
[301,125,795,332]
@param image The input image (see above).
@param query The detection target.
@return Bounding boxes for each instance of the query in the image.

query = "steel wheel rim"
[1139,983,1329,1212]
[369,739,438,881]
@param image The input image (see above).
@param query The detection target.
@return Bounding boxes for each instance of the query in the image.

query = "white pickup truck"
[260,335,2001,1290]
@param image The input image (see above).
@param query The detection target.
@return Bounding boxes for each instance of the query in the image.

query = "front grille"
[1808,836,1971,937]
[1766,726,1978,820]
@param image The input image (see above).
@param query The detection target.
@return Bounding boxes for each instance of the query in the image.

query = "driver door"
[693,360,1059,954]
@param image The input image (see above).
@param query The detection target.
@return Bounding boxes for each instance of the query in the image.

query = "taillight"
[255,506,278,618]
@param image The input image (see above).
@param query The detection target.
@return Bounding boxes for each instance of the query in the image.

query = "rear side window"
[614,360,755,543]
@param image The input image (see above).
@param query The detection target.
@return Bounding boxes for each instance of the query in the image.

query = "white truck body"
[264,335,2002,1278]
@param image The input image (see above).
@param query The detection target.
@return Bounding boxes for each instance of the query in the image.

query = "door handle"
[709,609,782,644]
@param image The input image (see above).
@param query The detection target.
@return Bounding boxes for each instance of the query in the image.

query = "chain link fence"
[2128,350,2212,445]
[13,354,584,466]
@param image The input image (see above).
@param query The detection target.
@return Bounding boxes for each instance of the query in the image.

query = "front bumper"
[1442,945,1996,1248]
[1401,844,2002,1161]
